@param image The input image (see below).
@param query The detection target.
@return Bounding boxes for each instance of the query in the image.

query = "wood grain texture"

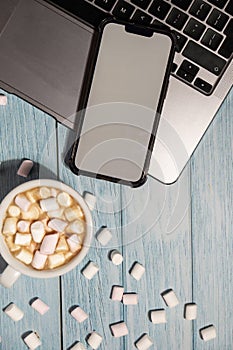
[0,90,61,350]
[191,88,233,349]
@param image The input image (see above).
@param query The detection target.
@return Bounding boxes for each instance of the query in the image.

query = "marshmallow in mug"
[1,186,86,271]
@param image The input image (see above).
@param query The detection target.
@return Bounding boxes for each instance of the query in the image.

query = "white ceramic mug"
[0,179,93,287]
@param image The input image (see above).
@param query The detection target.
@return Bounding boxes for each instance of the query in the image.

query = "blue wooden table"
[0,86,232,350]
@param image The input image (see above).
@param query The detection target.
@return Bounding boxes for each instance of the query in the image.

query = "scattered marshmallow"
[66,220,84,234]
[110,286,124,301]
[47,253,65,269]
[110,321,128,338]
[39,187,51,199]
[200,325,217,342]
[15,194,31,212]
[31,221,45,243]
[130,262,145,281]
[48,218,67,232]
[15,248,33,265]
[71,306,88,323]
[122,293,138,305]
[135,334,153,350]
[161,289,179,308]
[40,233,59,255]
[17,160,34,178]
[2,217,17,235]
[70,342,86,350]
[17,220,30,233]
[8,205,21,217]
[96,227,112,246]
[83,192,96,211]
[57,192,72,207]
[67,234,82,253]
[0,94,7,105]
[0,265,21,288]
[23,331,42,349]
[15,233,32,246]
[82,261,99,280]
[31,298,50,315]
[4,303,24,321]
[110,250,123,265]
[184,303,197,320]
[31,251,47,270]
[40,198,59,212]
[87,331,102,349]
[150,309,166,324]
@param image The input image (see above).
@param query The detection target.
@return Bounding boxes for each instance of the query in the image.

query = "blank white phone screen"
[75,23,172,183]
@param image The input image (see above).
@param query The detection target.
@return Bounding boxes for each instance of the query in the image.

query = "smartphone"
[69,19,175,187]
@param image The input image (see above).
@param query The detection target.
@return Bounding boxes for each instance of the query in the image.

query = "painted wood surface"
[0,85,232,350]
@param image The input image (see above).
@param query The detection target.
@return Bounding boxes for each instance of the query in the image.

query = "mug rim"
[0,179,93,278]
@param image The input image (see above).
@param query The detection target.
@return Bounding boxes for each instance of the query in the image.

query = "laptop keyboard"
[49,0,233,95]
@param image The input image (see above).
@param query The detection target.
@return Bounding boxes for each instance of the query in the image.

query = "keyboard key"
[166,8,189,30]
[189,0,211,20]
[132,9,153,23]
[218,36,233,58]
[224,18,233,36]
[207,9,229,31]
[148,0,171,20]
[225,0,233,15]
[183,40,227,75]
[179,59,199,76]
[113,0,135,19]
[184,18,206,40]
[171,0,192,10]
[131,0,152,10]
[95,0,117,11]
[201,28,223,50]
[172,31,188,52]
[194,77,212,93]
[176,69,195,82]
[207,0,228,8]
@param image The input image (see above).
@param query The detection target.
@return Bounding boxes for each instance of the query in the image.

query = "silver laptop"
[0,0,232,184]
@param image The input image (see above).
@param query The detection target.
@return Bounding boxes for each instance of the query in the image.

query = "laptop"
[0,0,232,184]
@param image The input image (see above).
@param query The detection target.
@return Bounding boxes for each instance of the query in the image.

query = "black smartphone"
[69,19,175,187]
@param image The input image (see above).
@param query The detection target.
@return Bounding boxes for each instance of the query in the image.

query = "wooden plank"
[0,90,61,350]
[121,168,193,349]
[57,125,124,350]
[191,88,233,349]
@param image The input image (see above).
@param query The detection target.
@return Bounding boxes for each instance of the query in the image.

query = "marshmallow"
[23,331,42,350]
[51,188,59,197]
[82,261,99,280]
[184,303,197,320]
[40,233,59,255]
[15,194,31,212]
[8,205,21,217]
[31,298,50,315]
[67,234,82,253]
[200,325,217,341]
[2,217,17,235]
[47,253,65,269]
[31,251,47,270]
[87,331,102,349]
[15,233,32,246]
[21,204,40,221]
[57,192,72,207]
[150,309,166,324]
[0,94,7,105]
[47,208,64,219]
[83,192,96,211]
[71,306,88,323]
[56,236,69,252]
[66,220,84,234]
[110,286,124,301]
[15,248,33,265]
[17,160,34,178]
[70,342,86,350]
[4,303,24,321]
[130,262,145,281]
[40,198,59,212]
[122,293,138,305]
[17,220,30,233]
[31,221,45,243]
[110,322,128,337]
[0,265,21,288]
[161,289,179,308]
[64,206,84,221]
[135,334,153,350]
[96,227,112,246]
[5,236,20,252]
[48,218,67,232]
[27,241,39,254]
[39,187,51,199]
[110,250,123,265]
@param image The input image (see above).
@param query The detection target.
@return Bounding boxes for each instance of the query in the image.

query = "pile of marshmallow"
[2,186,86,270]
